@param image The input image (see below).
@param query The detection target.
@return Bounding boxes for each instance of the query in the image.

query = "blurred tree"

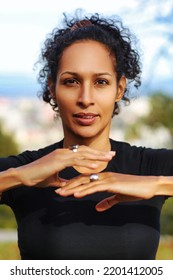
[0,120,19,229]
[144,92,173,235]
[161,198,173,235]
[0,121,19,156]
[125,92,173,148]
[125,91,173,235]
[140,92,173,142]
[0,206,17,229]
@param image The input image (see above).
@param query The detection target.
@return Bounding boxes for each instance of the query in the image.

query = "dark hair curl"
[37,10,142,116]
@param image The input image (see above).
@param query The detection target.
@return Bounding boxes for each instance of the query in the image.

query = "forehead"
[59,40,116,73]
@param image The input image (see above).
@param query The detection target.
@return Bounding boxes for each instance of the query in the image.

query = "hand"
[56,172,159,211]
[15,146,115,188]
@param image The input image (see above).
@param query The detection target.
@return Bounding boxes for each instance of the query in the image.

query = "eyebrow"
[60,71,112,77]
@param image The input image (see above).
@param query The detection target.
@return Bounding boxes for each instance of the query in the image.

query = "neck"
[63,136,112,174]
[63,135,111,152]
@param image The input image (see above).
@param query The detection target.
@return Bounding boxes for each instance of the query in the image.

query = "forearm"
[0,168,22,193]
[157,176,173,196]
[0,164,43,193]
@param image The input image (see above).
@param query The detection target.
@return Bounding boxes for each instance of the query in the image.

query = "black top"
[0,139,172,260]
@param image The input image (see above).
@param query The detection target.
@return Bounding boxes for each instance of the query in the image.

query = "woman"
[0,11,173,260]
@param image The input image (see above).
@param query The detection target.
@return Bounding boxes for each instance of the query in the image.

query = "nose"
[77,83,94,108]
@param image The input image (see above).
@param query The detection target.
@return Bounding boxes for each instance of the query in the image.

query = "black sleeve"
[140,147,173,176]
[111,140,173,176]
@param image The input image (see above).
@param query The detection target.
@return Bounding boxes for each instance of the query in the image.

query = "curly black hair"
[37,10,142,116]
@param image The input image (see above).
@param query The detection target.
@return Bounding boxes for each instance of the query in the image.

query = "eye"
[95,79,109,85]
[63,78,79,86]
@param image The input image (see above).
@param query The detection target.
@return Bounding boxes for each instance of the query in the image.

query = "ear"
[115,76,126,102]
[48,78,56,101]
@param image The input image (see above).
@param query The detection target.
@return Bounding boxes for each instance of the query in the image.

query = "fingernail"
[109,151,116,156]
[55,188,66,194]
[59,182,67,187]
[74,191,81,197]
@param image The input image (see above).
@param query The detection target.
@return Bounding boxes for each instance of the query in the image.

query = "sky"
[0,0,172,84]
[0,0,137,74]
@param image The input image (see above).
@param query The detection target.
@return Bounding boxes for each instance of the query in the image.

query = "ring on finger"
[69,144,79,153]
[90,173,99,182]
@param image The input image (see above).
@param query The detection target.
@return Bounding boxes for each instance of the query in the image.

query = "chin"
[76,133,97,139]
[73,129,98,139]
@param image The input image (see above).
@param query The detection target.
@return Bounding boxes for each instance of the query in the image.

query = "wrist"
[156,176,173,196]
[0,168,22,192]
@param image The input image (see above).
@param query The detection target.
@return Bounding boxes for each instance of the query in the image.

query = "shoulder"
[109,138,173,175]
[109,139,145,174]
[110,138,173,157]
[110,138,145,156]
[27,140,63,159]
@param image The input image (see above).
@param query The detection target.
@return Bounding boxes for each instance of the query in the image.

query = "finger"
[56,172,111,192]
[95,195,118,212]
[70,152,115,166]
[56,176,92,196]
[57,174,88,188]
[56,173,108,196]
[58,172,115,196]
[96,194,141,212]
[69,159,99,169]
[76,145,116,158]
[113,194,141,203]
[44,175,69,188]
[56,172,103,194]
[71,172,114,197]
[56,177,68,185]
[73,181,112,198]
[69,146,116,162]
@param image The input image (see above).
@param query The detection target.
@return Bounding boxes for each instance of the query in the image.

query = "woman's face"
[51,40,126,143]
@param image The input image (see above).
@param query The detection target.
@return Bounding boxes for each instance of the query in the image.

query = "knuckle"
[73,157,78,164]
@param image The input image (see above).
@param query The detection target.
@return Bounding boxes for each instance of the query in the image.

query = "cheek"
[56,91,67,107]
[100,95,116,110]
[56,95,74,119]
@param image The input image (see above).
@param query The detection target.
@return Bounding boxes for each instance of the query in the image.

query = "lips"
[73,112,99,125]
[74,112,98,118]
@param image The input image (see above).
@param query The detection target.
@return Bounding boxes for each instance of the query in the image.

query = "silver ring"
[69,144,79,152]
[90,174,99,182]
